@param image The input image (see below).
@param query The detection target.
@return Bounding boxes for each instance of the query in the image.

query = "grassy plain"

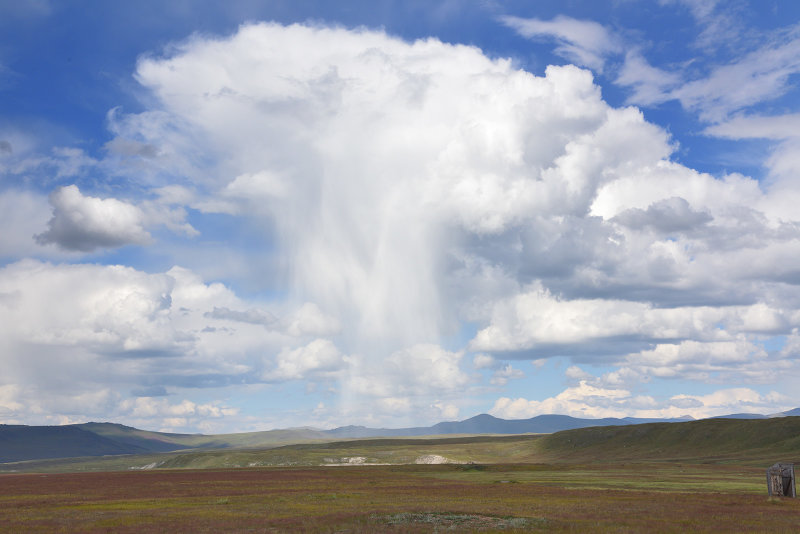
[3,418,800,531]
[2,463,800,532]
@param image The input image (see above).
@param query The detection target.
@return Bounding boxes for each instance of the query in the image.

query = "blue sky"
[2,0,800,433]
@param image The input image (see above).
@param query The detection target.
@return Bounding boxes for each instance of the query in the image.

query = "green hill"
[535,416,800,464]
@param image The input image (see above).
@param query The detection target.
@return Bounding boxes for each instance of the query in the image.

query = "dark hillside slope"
[0,425,147,462]
[2,423,334,463]
[76,423,205,453]
[538,416,800,464]
[78,422,330,450]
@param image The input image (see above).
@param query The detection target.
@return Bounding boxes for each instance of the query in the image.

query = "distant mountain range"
[324,413,694,438]
[2,409,798,463]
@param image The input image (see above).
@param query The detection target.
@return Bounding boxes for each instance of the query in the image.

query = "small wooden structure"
[766,463,796,497]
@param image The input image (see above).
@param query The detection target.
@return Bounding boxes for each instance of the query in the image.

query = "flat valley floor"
[2,463,800,532]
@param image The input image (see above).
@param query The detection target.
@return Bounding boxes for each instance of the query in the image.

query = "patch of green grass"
[415,463,766,494]
[383,511,548,530]
[459,463,488,471]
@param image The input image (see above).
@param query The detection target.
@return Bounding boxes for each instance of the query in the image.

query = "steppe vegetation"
[2,418,800,531]
[2,463,799,532]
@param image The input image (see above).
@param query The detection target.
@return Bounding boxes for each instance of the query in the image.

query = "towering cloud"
[3,21,799,429]
[93,22,800,419]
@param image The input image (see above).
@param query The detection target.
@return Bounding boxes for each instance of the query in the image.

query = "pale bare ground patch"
[414,454,457,464]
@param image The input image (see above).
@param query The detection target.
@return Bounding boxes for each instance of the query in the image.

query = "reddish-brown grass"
[2,465,799,532]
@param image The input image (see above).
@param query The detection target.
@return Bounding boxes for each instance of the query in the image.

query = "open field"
[2,463,800,532]
[3,419,800,531]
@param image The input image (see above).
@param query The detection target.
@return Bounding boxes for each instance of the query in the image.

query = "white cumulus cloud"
[36,185,151,251]
[490,383,789,420]
[265,339,349,381]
